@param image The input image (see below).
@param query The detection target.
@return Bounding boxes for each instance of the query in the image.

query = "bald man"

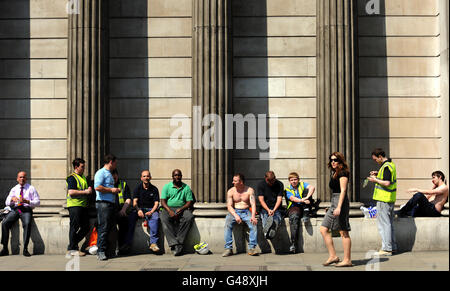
[122,170,160,254]
[1,171,40,257]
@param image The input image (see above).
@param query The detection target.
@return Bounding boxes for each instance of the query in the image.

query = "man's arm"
[27,186,40,208]
[305,185,315,200]
[408,185,447,196]
[249,188,257,225]
[258,195,271,213]
[175,200,193,215]
[95,185,119,194]
[273,196,282,212]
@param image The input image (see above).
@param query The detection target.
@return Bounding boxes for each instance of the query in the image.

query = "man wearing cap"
[0,171,40,257]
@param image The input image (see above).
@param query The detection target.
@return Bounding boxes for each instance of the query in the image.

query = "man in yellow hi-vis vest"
[66,158,93,257]
[367,148,398,256]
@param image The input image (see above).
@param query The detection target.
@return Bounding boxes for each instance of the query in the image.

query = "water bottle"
[360,206,370,218]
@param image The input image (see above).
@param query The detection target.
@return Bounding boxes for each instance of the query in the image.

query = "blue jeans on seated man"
[260,209,283,239]
[125,208,159,246]
[224,209,257,250]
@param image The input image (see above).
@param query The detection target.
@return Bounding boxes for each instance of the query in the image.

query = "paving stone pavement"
[0,251,448,271]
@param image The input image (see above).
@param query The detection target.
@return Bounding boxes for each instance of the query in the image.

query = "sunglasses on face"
[330,158,339,163]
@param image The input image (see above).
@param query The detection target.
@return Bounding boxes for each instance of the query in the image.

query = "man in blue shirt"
[285,172,315,254]
[94,154,120,261]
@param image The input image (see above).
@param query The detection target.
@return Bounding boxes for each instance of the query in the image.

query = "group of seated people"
[0,153,447,259]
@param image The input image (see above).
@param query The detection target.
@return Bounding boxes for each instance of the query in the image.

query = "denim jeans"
[96,201,116,254]
[376,201,398,252]
[126,209,159,245]
[224,209,257,250]
[259,209,283,235]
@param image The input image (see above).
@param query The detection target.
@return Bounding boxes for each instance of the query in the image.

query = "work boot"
[173,245,183,256]
[222,248,233,257]
[0,247,9,256]
[23,249,31,257]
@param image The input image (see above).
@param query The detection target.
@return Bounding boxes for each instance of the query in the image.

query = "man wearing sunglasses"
[160,169,195,256]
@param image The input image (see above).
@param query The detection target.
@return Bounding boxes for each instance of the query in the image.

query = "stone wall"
[0,0,68,207]
[108,0,192,191]
[357,0,445,204]
[0,0,448,206]
[232,0,318,192]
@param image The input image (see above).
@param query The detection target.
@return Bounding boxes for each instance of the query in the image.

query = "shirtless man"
[396,171,448,217]
[222,173,258,257]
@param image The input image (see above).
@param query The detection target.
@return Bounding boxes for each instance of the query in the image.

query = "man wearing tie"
[0,171,40,257]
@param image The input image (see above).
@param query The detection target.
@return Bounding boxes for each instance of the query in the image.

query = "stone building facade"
[0,0,448,215]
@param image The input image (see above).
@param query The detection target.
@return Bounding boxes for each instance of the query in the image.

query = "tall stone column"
[316,0,358,201]
[67,0,109,178]
[192,0,232,203]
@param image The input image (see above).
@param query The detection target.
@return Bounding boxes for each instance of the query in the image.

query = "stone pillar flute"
[317,0,358,201]
[67,0,109,178]
[192,0,233,203]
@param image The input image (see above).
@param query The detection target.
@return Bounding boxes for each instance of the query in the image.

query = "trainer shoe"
[97,251,108,261]
[248,248,258,256]
[289,244,296,254]
[376,250,392,256]
[222,249,233,257]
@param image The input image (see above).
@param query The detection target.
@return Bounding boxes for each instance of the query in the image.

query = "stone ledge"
[5,216,448,255]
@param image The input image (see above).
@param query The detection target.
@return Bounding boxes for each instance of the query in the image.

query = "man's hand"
[367,176,377,183]
[302,199,311,205]
[268,209,274,216]
[234,214,242,224]
[119,208,128,217]
[370,171,378,176]
[138,210,145,218]
[11,197,19,203]
[145,210,153,217]
[85,186,93,195]
[111,187,121,194]
[250,216,258,225]
[168,209,178,218]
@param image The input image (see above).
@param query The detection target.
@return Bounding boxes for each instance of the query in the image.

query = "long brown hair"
[328,152,350,179]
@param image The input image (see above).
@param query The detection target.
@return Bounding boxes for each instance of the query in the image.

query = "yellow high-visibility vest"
[118,180,126,205]
[373,161,397,203]
[284,182,305,210]
[66,173,89,208]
